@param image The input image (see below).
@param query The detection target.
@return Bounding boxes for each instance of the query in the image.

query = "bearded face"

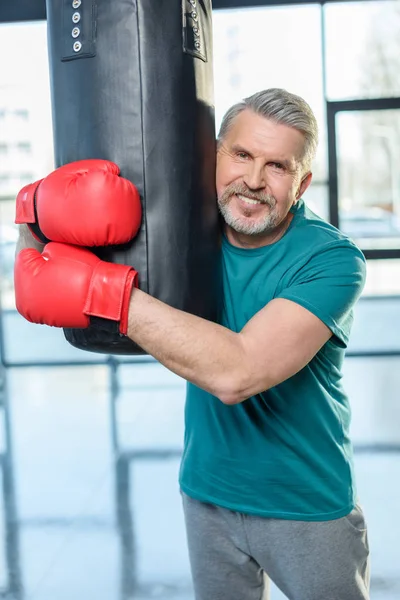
[216,110,312,246]
[217,180,281,236]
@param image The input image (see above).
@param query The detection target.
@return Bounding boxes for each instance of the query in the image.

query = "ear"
[295,171,313,201]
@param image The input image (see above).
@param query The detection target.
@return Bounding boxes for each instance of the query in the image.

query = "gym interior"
[0,1,399,598]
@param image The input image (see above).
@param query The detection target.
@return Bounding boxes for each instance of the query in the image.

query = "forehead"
[224,109,305,161]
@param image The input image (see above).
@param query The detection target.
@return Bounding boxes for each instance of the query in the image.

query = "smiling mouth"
[236,194,264,206]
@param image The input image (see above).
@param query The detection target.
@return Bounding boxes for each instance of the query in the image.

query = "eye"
[236,151,249,160]
[270,162,284,170]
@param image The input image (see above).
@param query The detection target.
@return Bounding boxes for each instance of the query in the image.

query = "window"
[13,109,29,121]
[325,1,400,100]
[336,109,400,250]
[16,142,32,154]
[19,173,34,185]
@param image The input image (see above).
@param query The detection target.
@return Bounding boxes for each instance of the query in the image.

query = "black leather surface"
[46,0,220,354]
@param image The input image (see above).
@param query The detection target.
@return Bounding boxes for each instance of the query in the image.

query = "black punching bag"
[45,0,220,354]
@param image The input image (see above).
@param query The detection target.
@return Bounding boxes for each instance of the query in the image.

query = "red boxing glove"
[15,159,142,246]
[14,243,138,335]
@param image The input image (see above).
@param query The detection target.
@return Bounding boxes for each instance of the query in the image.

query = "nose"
[243,161,266,190]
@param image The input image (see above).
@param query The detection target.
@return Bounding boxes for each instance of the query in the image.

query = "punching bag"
[45,0,220,354]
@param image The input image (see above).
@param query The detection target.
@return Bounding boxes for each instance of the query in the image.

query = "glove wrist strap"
[119,270,138,335]
[84,262,138,334]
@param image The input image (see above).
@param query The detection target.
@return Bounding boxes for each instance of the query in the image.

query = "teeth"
[237,194,260,205]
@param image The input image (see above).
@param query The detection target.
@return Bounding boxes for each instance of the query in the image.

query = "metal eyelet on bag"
[72,27,80,38]
[73,41,82,52]
[72,0,81,7]
[183,0,206,61]
[72,12,81,23]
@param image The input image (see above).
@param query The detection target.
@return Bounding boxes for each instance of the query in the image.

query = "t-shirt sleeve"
[276,240,366,347]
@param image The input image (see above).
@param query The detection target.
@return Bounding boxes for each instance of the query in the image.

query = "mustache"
[219,182,276,206]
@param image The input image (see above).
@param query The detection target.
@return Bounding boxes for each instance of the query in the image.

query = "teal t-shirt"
[179,199,366,521]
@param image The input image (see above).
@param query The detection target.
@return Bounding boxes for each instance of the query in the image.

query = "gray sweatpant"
[181,492,370,600]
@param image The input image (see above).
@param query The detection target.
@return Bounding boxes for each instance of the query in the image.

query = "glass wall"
[325,1,400,101]
[0,22,53,311]
[325,1,400,258]
[336,108,400,250]
[0,4,399,599]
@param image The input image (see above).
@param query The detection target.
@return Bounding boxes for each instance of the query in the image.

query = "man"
[15,88,369,599]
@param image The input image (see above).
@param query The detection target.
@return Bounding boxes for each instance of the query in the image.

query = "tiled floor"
[0,307,399,599]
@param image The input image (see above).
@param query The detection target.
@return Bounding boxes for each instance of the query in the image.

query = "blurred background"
[0,1,399,599]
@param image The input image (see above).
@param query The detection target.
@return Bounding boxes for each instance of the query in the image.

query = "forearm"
[127,288,246,403]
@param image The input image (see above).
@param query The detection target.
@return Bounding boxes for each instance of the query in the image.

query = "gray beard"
[218,195,280,236]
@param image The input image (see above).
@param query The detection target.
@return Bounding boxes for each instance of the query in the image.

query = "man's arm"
[16,224,46,254]
[127,290,332,405]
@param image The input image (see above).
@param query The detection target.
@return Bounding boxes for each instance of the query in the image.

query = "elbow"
[213,374,251,406]
[221,395,245,406]
[218,392,243,406]
[213,371,275,406]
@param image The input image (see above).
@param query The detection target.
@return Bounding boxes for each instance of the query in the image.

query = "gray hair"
[217,88,319,174]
